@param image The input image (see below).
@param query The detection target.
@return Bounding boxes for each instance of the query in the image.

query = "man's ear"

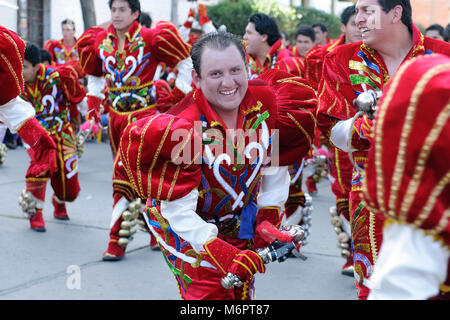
[392,5,403,24]
[340,23,346,34]
[261,33,268,43]
[192,69,200,89]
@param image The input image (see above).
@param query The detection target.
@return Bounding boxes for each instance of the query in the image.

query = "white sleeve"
[160,189,218,254]
[256,166,290,209]
[86,75,106,99]
[368,222,450,300]
[0,97,35,133]
[330,119,354,152]
[175,57,193,95]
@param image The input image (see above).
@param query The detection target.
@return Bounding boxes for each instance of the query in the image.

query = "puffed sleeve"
[150,21,192,69]
[0,26,25,105]
[56,64,87,106]
[259,69,317,166]
[316,50,356,140]
[119,113,201,202]
[275,56,306,78]
[76,26,105,77]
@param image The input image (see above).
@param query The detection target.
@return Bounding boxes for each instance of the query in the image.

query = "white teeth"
[220,89,237,95]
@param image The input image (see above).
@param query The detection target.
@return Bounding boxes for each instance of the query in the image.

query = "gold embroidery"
[390,64,450,219]
[401,102,450,219]
[286,112,312,148]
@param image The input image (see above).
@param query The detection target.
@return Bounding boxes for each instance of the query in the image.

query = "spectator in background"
[293,25,315,58]
[312,22,331,45]
[425,24,445,41]
[139,11,152,28]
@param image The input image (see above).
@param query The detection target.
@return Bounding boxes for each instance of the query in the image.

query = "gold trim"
[390,63,450,219]
[401,102,450,220]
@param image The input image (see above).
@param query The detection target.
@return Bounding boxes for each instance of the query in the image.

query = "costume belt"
[107,81,157,114]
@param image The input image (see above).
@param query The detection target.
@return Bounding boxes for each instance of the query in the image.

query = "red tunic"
[363,53,450,299]
[77,20,191,113]
[44,38,79,65]
[119,70,316,299]
[317,23,450,299]
[21,64,86,125]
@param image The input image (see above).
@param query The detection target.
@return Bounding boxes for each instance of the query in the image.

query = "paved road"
[0,141,357,300]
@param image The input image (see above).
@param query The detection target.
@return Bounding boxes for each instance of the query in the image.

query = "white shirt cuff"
[368,222,449,300]
[0,97,36,133]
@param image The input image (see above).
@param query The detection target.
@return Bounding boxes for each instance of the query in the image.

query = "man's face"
[62,23,75,41]
[341,14,363,44]
[23,60,40,84]
[313,26,327,45]
[355,0,396,48]
[296,34,314,57]
[110,0,139,33]
[425,30,444,41]
[192,45,249,117]
[243,22,266,56]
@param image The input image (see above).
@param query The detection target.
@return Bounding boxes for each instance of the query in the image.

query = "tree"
[80,0,97,30]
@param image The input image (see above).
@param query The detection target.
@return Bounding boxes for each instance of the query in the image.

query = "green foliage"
[295,7,342,39]
[207,0,342,40]
[207,1,254,36]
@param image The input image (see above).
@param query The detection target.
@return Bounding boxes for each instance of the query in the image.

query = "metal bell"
[118,238,129,248]
[338,232,350,243]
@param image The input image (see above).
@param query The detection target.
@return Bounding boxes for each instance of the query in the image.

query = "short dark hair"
[25,42,42,66]
[312,22,328,33]
[40,49,52,64]
[248,13,281,47]
[191,32,247,77]
[108,0,141,19]
[377,0,412,32]
[61,19,76,30]
[425,24,445,38]
[445,23,450,42]
[341,5,357,26]
[139,11,152,28]
[295,25,315,42]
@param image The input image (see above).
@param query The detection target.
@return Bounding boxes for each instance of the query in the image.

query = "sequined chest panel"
[197,106,273,223]
[22,68,67,131]
[98,31,154,112]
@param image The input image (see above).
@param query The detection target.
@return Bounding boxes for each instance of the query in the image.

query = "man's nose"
[222,73,235,87]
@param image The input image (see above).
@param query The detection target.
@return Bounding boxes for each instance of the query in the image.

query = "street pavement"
[0,140,357,300]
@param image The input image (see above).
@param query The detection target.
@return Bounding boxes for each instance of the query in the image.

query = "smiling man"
[117,31,316,300]
[76,0,193,261]
[316,0,450,300]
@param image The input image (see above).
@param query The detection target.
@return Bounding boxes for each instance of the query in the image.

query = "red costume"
[247,39,293,80]
[44,38,79,66]
[118,69,316,299]
[316,24,450,299]
[20,63,86,228]
[0,25,58,230]
[77,20,192,259]
[363,54,450,299]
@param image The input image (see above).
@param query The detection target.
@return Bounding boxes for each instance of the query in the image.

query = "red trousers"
[26,122,80,203]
